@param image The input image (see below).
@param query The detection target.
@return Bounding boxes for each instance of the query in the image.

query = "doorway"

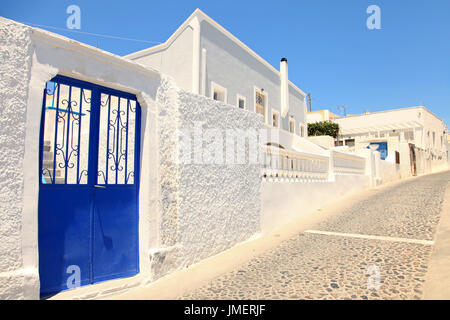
[38,75,141,297]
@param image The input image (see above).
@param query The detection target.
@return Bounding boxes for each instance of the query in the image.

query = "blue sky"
[2,0,449,126]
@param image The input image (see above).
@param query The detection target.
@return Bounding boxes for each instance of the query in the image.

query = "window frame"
[236,94,246,109]
[271,109,280,128]
[254,86,268,124]
[289,117,296,134]
[299,123,306,137]
[210,81,227,104]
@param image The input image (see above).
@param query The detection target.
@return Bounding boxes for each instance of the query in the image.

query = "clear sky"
[2,0,449,126]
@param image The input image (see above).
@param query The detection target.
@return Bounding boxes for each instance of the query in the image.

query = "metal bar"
[45,106,86,116]
[124,99,130,184]
[115,96,121,185]
[64,85,72,184]
[105,94,111,185]
[52,83,61,185]
[76,88,83,184]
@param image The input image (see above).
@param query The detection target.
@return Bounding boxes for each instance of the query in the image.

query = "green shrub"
[307,121,339,139]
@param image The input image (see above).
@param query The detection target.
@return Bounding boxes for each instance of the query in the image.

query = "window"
[404,131,414,141]
[237,94,246,109]
[345,139,355,147]
[272,110,280,128]
[211,82,227,103]
[289,118,295,134]
[254,88,267,122]
[395,151,400,164]
[300,124,306,137]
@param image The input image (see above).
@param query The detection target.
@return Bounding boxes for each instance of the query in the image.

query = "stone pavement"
[180,171,450,300]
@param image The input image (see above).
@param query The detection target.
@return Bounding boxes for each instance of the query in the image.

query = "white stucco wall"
[131,26,194,92]
[152,77,263,279]
[0,17,163,300]
[0,17,35,300]
[0,17,264,299]
[127,10,308,139]
[199,20,307,132]
[261,174,371,234]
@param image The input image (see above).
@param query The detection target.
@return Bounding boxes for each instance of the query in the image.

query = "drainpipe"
[280,58,289,118]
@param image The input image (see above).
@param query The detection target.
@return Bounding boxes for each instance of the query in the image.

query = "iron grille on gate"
[40,76,139,187]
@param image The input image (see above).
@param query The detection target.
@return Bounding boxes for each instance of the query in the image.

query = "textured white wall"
[261,175,371,234]
[0,17,34,300]
[0,17,163,299]
[151,77,263,279]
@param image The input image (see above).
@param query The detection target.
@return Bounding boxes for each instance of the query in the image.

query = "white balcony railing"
[261,146,329,181]
[332,151,366,175]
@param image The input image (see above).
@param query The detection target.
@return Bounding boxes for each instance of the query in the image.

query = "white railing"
[261,146,329,181]
[332,151,366,175]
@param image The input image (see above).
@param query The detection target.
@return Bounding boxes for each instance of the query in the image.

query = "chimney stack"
[280,58,289,118]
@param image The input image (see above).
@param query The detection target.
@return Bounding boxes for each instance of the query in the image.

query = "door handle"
[94,185,106,188]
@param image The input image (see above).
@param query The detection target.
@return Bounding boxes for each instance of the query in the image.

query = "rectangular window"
[345,139,355,147]
[289,118,295,134]
[272,110,279,128]
[255,89,266,121]
[237,94,246,109]
[404,131,414,141]
[211,82,227,103]
[395,151,400,164]
[300,124,306,137]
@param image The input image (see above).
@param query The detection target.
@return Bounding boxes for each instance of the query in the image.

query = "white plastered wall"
[0,17,265,299]
[0,17,163,299]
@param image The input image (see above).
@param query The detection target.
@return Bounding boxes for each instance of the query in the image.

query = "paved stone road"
[180,171,450,300]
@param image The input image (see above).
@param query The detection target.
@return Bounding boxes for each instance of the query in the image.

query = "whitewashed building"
[334,106,449,176]
[2,10,447,300]
[125,9,310,147]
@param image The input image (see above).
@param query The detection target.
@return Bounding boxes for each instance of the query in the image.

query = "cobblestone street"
[180,171,450,300]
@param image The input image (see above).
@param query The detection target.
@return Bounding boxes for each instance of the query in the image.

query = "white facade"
[334,106,449,176]
[125,9,308,139]
[0,17,263,300]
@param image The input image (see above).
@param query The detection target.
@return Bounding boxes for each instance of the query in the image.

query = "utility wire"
[21,21,163,44]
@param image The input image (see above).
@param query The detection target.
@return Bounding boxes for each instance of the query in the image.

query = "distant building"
[307,109,340,123]
[334,106,449,175]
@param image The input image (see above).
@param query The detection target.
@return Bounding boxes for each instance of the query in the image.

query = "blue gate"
[368,142,388,160]
[38,75,141,297]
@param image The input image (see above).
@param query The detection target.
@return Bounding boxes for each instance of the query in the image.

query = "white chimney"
[280,58,289,118]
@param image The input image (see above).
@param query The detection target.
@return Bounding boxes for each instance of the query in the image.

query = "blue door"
[368,142,388,160]
[38,76,141,297]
